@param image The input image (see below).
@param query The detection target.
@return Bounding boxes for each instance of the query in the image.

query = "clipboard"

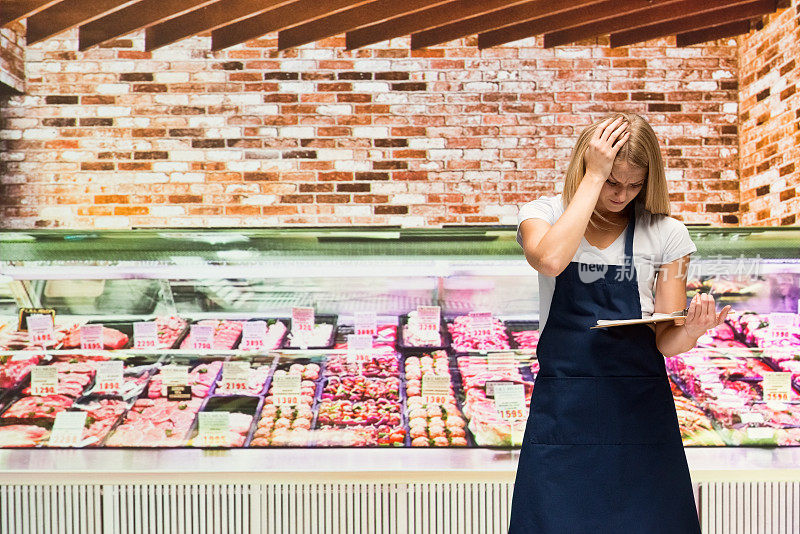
[591,314,685,329]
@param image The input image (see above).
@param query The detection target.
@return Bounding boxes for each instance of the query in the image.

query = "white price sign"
[133,321,158,349]
[469,311,493,336]
[746,427,775,441]
[272,374,302,406]
[49,411,87,447]
[219,361,250,392]
[31,366,58,396]
[739,412,766,424]
[487,352,516,372]
[422,374,450,405]
[27,314,55,347]
[190,325,214,350]
[198,412,229,447]
[354,311,378,336]
[347,334,373,363]
[762,372,792,401]
[80,324,104,351]
[95,360,124,393]
[161,364,189,387]
[767,313,798,342]
[292,307,315,334]
[416,306,440,332]
[240,321,268,350]
[493,383,526,421]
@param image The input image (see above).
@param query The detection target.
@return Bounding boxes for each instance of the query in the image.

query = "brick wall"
[0,22,25,94]
[737,0,800,226]
[0,29,740,228]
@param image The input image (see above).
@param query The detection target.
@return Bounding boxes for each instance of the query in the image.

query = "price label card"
[49,411,87,447]
[511,423,525,447]
[31,366,58,396]
[740,412,766,424]
[347,334,373,363]
[198,412,229,447]
[768,312,798,328]
[469,311,493,336]
[27,314,55,347]
[18,307,56,331]
[292,307,315,334]
[746,427,775,441]
[416,306,441,332]
[133,321,159,350]
[190,325,214,350]
[485,380,513,399]
[762,372,792,401]
[80,324,104,351]
[219,361,250,392]
[354,311,378,336]
[240,321,267,350]
[95,360,124,393]
[161,364,189,386]
[422,374,450,404]
[272,374,302,406]
[493,383,526,421]
[488,352,516,372]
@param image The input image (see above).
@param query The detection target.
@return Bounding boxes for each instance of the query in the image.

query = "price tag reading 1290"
[493,383,526,421]
[95,360,124,393]
[31,366,58,396]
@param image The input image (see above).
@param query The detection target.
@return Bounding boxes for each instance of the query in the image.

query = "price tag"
[510,423,525,447]
[133,321,159,350]
[767,313,798,343]
[80,324,104,351]
[162,364,191,401]
[95,360,124,393]
[27,314,55,347]
[485,380,513,399]
[354,311,378,336]
[493,383,526,421]
[198,411,229,447]
[422,374,450,404]
[469,311,493,337]
[49,411,87,447]
[31,366,58,396]
[18,307,56,331]
[272,374,302,406]
[347,334,373,363]
[189,325,214,350]
[292,307,315,334]
[762,372,792,401]
[218,361,250,392]
[740,412,766,424]
[746,427,775,441]
[416,306,441,332]
[240,321,268,350]
[488,352,516,372]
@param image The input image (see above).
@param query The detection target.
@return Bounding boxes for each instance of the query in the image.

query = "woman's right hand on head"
[583,116,629,182]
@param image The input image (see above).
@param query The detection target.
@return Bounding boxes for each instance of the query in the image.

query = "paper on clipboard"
[590,314,684,329]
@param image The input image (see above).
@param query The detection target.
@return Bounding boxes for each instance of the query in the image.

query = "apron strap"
[623,203,636,269]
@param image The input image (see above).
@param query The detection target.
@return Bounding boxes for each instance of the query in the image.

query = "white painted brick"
[241,195,278,205]
[60,150,91,161]
[151,206,186,216]
[712,69,735,80]
[464,170,501,181]
[278,81,316,93]
[428,149,463,160]
[257,127,280,137]
[96,106,131,117]
[206,127,242,138]
[64,61,97,73]
[334,160,371,172]
[351,60,391,70]
[353,126,389,138]
[154,72,190,83]
[153,162,189,172]
[484,204,518,216]
[371,182,407,194]
[43,62,61,72]
[94,216,130,228]
[151,48,192,61]
[39,206,73,218]
[0,130,22,140]
[299,48,334,59]
[134,173,168,183]
[188,116,226,128]
[393,216,425,227]
[225,184,260,194]
[245,105,281,115]
[190,71,227,83]
[280,60,316,71]
[500,215,517,225]
[96,84,129,95]
[226,94,264,106]
[116,117,151,128]
[154,94,190,105]
[391,194,426,204]
[419,162,442,171]
[352,82,390,92]
[22,128,58,140]
[206,217,241,226]
[280,126,315,138]
[463,82,497,92]
[316,149,354,160]
[227,161,261,172]
[206,150,242,161]
[170,172,205,183]
[686,81,717,91]
[722,102,738,113]
[316,104,352,115]
[165,151,196,161]
[335,205,371,216]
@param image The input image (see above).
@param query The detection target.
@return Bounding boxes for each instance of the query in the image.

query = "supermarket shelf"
[0,447,798,484]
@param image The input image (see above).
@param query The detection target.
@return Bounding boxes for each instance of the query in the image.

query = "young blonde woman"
[509,113,730,533]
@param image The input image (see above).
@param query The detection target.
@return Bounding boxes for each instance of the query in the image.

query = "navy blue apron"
[508,204,701,534]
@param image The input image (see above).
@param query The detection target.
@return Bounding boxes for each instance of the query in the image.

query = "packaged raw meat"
[106,397,204,447]
[179,319,245,350]
[0,353,45,389]
[0,424,49,447]
[447,315,511,352]
[285,315,337,349]
[61,324,130,350]
[185,396,260,448]
[146,360,223,399]
[397,312,447,350]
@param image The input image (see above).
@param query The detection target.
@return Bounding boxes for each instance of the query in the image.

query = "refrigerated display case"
[0,225,799,533]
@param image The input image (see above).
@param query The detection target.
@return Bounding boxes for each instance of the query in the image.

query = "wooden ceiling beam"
[610,0,776,47]
[1,0,64,27]
[144,0,295,51]
[543,0,755,48]
[345,0,534,50]
[211,0,373,51]
[277,0,449,51]
[675,19,753,47]
[27,0,141,44]
[410,0,610,49]
[79,0,218,50]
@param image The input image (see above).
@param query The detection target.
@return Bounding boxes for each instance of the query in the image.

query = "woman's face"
[598,159,647,214]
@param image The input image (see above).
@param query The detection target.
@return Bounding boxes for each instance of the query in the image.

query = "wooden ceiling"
[1,0,781,52]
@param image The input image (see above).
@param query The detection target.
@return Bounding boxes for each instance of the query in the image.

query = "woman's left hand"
[673,292,731,338]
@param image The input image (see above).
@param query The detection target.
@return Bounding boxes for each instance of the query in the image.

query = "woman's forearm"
[656,323,700,358]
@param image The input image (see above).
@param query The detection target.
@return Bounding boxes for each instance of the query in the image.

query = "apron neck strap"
[624,203,636,266]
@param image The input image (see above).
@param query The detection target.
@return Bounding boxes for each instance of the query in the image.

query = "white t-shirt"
[516,193,697,331]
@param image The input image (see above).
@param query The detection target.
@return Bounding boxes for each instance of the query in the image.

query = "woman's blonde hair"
[562,112,671,230]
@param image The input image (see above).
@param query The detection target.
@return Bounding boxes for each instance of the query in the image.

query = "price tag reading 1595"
[493,383,526,421]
